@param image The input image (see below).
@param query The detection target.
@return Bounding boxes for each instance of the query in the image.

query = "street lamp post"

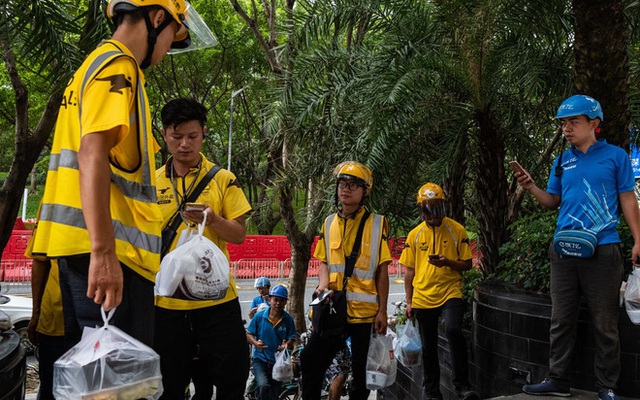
[228,87,246,171]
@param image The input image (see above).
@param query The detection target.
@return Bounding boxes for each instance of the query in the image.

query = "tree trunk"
[0,0,103,255]
[279,185,315,333]
[572,0,630,148]
[473,108,509,274]
[29,168,37,194]
[0,37,61,254]
[444,132,468,225]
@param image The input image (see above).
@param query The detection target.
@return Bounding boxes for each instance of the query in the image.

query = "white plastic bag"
[396,320,422,367]
[625,268,640,324]
[365,331,397,390]
[155,212,230,300]
[53,307,162,400]
[272,349,294,382]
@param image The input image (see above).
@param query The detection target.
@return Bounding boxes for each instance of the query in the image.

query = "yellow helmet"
[417,182,446,219]
[107,0,216,53]
[416,182,445,203]
[333,161,373,191]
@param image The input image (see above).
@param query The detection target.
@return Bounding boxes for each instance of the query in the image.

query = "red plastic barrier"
[236,259,281,279]
[1,259,33,282]
[13,218,26,231]
[388,259,399,275]
[283,259,291,277]
[388,237,406,259]
[307,259,321,277]
[1,230,32,262]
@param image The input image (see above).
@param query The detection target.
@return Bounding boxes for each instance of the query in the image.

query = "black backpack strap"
[161,165,222,256]
[342,210,371,288]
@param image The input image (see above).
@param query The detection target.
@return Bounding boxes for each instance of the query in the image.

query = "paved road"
[237,277,408,327]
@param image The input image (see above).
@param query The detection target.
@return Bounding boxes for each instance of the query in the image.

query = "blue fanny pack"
[553,229,598,258]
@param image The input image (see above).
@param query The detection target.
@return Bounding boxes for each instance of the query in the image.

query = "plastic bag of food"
[53,307,162,399]
[365,331,397,390]
[396,319,422,367]
[625,268,640,324]
[272,349,293,382]
[155,212,230,300]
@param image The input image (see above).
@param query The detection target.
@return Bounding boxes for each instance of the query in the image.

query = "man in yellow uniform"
[31,0,215,347]
[25,220,65,400]
[301,161,391,400]
[154,98,251,400]
[400,183,479,400]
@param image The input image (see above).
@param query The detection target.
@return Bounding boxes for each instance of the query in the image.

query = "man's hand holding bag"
[311,290,348,337]
[155,212,230,300]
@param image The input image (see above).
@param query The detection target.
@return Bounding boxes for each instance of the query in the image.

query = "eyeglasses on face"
[338,181,361,191]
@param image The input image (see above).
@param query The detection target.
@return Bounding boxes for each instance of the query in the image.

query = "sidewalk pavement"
[26,388,640,400]
[486,389,639,400]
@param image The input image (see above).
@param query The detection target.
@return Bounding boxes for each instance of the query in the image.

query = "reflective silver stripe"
[326,213,383,279]
[48,149,79,171]
[368,214,382,271]
[39,203,161,254]
[352,267,375,281]
[328,263,344,274]
[47,148,156,203]
[79,50,123,120]
[73,49,156,203]
[110,173,157,202]
[324,214,335,263]
[137,80,153,186]
[346,291,378,304]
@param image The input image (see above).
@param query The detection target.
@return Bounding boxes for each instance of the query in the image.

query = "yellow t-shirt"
[25,224,64,337]
[155,155,252,310]
[37,262,64,336]
[399,218,472,308]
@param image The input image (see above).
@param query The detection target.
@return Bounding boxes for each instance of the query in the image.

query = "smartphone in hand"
[184,202,206,212]
[508,160,525,175]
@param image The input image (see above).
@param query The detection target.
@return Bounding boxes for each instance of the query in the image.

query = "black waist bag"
[312,290,347,337]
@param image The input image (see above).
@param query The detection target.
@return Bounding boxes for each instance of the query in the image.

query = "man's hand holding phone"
[185,202,206,212]
[182,202,210,225]
[509,161,534,190]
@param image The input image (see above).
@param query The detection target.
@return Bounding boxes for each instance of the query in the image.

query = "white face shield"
[169,2,217,54]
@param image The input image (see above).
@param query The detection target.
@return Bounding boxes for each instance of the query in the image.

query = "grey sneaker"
[522,378,571,397]
[598,389,620,400]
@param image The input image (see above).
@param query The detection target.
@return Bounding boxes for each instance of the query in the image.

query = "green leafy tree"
[0,0,107,255]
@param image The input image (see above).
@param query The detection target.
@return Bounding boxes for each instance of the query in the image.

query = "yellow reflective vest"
[320,209,391,323]
[33,40,162,281]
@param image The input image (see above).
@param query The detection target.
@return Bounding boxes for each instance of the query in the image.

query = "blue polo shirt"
[547,139,635,245]
[247,307,296,364]
[251,295,269,310]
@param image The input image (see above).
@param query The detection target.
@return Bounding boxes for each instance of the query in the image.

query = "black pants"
[154,298,250,400]
[301,323,372,400]
[58,254,155,348]
[414,298,469,397]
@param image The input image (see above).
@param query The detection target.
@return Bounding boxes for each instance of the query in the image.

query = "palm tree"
[286,0,574,273]
[572,0,630,148]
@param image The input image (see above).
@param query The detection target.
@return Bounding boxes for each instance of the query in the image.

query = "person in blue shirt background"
[515,95,640,400]
[249,276,271,319]
[247,285,297,400]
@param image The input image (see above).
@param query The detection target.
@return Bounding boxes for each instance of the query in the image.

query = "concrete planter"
[473,280,640,397]
[380,280,640,399]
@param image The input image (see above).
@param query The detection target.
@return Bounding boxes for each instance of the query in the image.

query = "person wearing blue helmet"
[515,95,640,400]
[246,285,297,400]
[249,277,272,319]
